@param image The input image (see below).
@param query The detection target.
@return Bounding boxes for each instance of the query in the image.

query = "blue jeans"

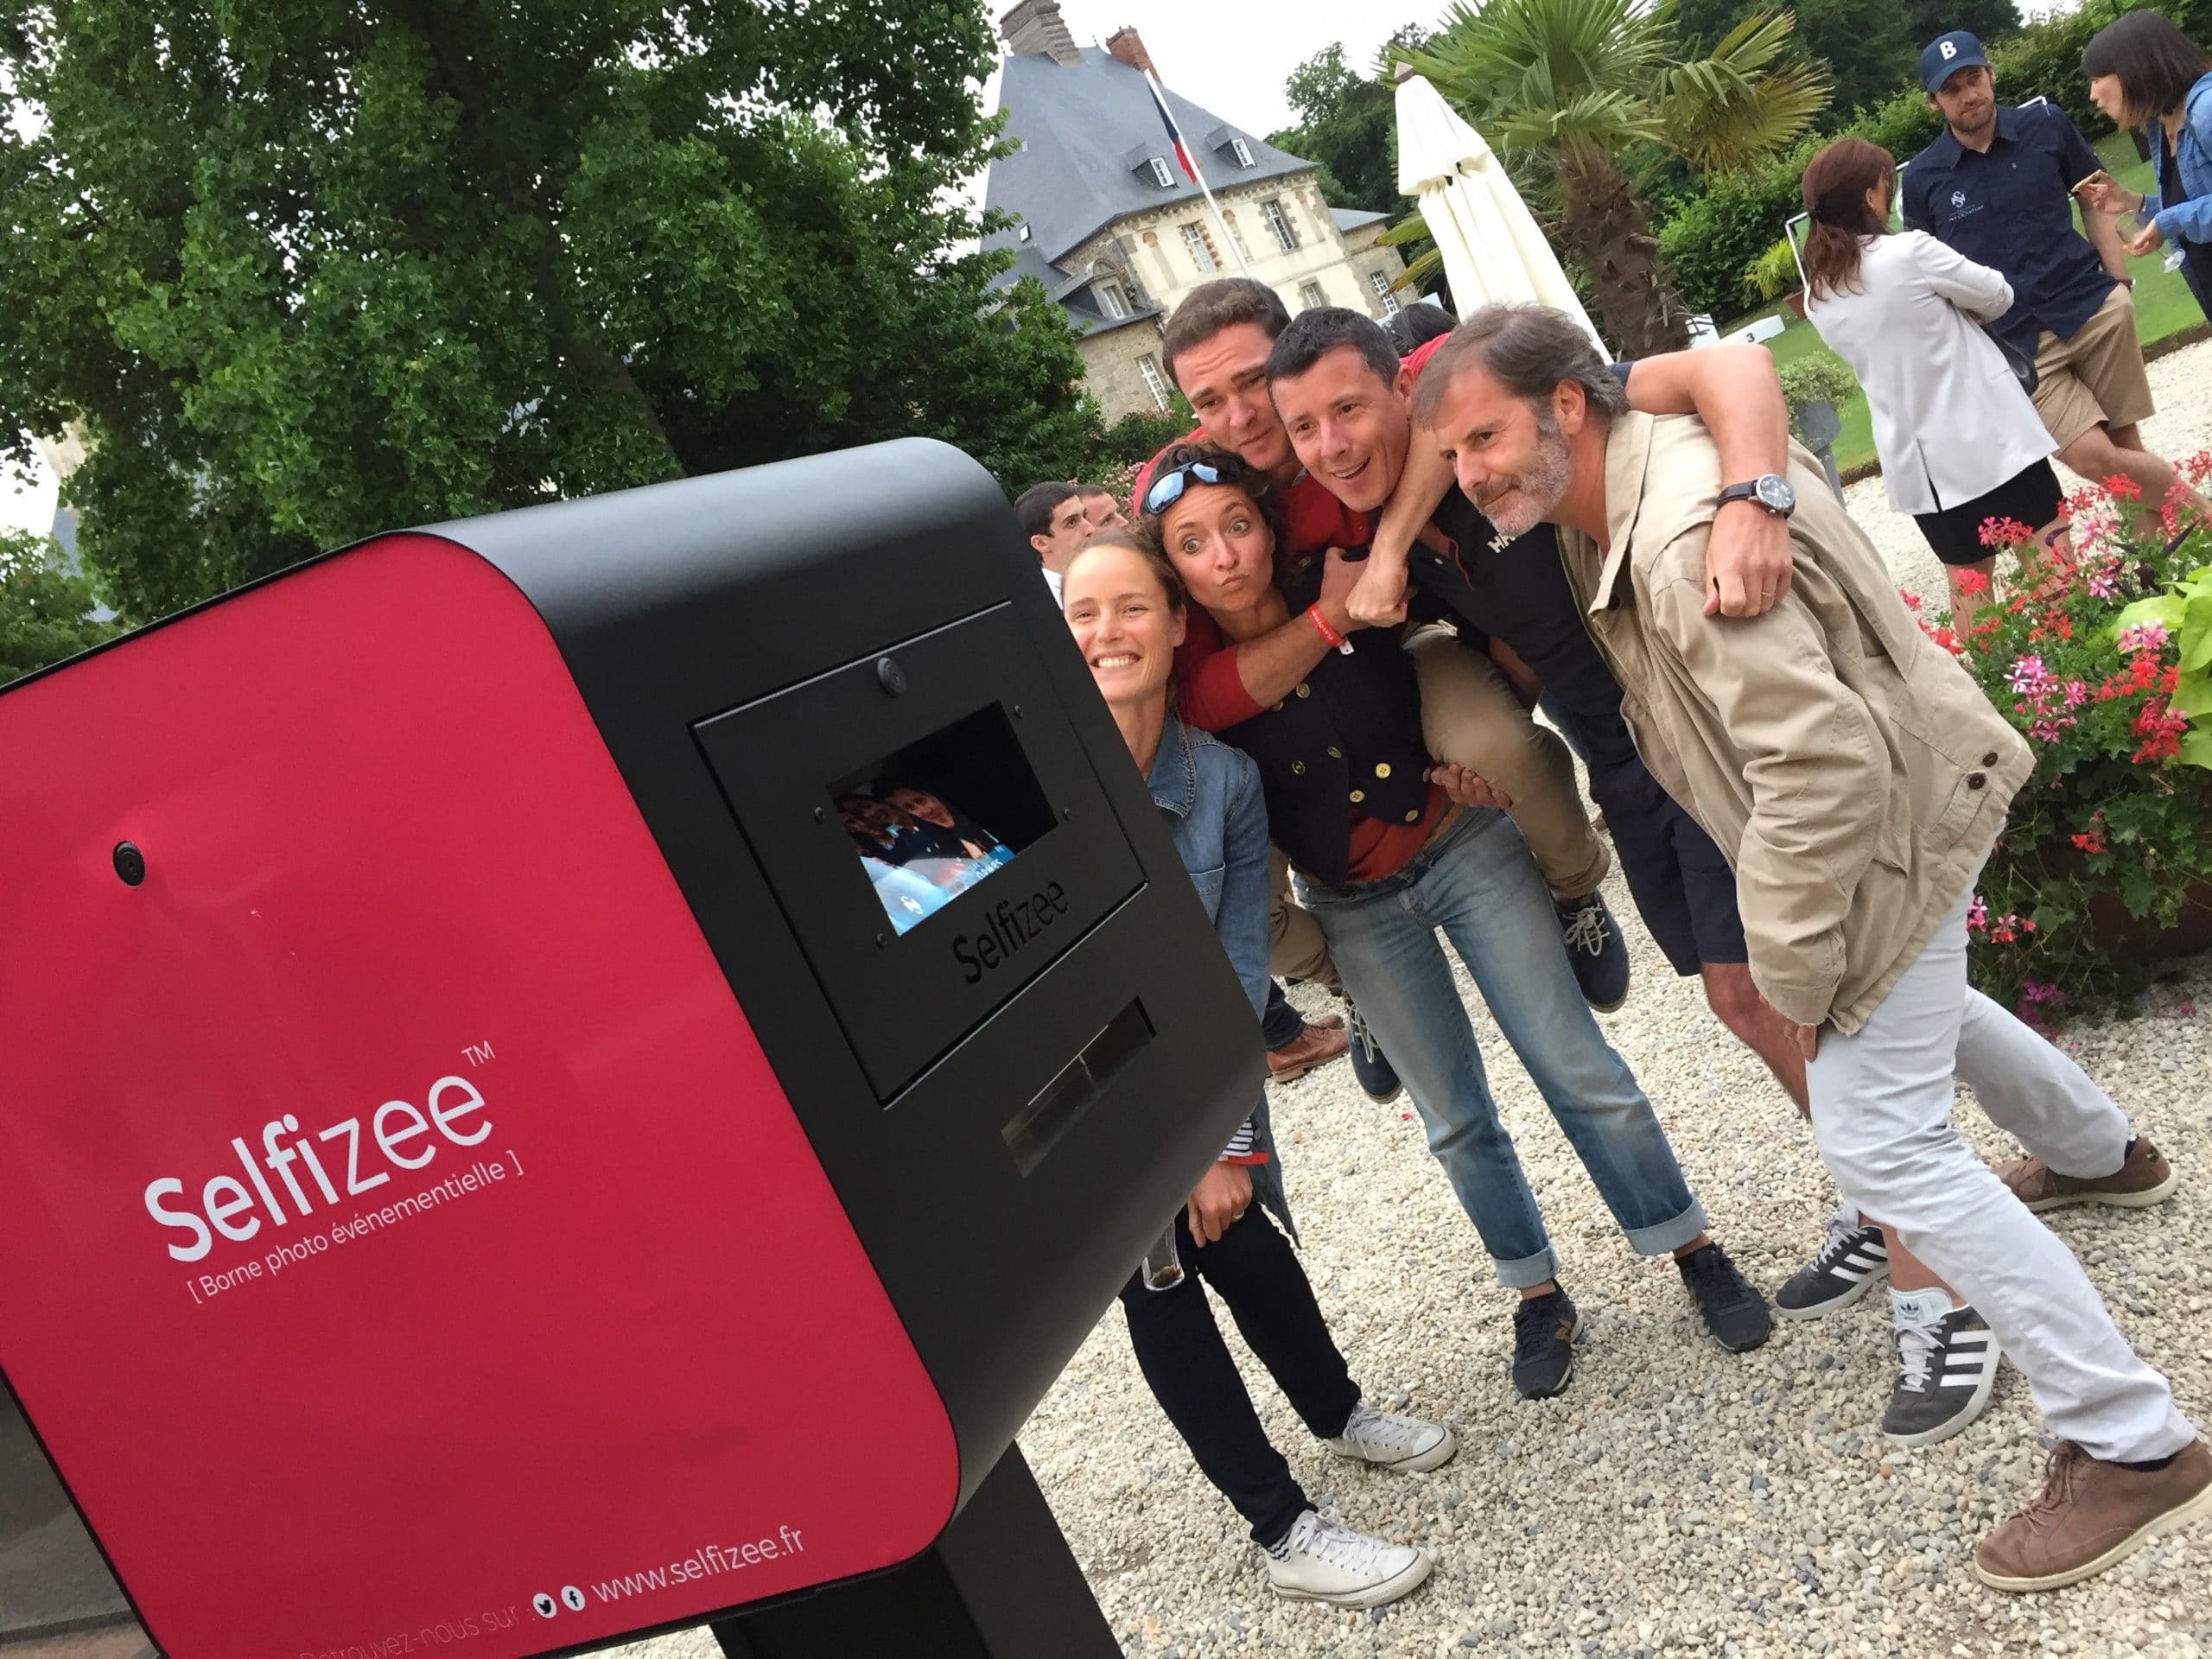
[1297,809,1706,1287]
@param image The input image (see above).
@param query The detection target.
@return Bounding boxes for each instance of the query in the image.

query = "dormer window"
[1231,137,1255,168]
[1018,225,1032,242]
[1147,156,1174,188]
[1096,280,1131,319]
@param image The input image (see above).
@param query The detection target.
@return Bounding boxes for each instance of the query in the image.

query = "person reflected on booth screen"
[1798,137,2072,619]
[1417,301,2207,1594]
[1061,530,1458,1611]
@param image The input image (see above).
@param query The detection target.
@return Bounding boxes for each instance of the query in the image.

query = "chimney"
[1105,26,1155,76]
[1000,0,1084,66]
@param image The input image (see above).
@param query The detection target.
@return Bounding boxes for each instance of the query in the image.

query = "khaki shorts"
[2030,284,2155,453]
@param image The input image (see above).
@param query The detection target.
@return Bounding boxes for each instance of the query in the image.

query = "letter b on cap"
[1941,39,1957,59]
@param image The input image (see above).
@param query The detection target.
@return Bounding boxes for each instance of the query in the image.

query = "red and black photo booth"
[0,439,1260,1657]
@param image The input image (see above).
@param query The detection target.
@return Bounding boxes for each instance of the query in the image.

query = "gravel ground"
[613,343,2212,1659]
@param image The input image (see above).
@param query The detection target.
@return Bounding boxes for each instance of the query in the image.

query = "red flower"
[2102,474,2145,500]
[1954,567,1993,597]
[1978,516,2036,549]
[2070,830,2107,855]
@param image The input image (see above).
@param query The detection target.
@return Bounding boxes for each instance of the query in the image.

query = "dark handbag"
[1986,325,2037,396]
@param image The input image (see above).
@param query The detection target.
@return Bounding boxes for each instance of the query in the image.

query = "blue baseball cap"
[1921,30,1990,94]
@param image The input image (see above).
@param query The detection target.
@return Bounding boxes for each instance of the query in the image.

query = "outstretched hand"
[2073,169,2129,216]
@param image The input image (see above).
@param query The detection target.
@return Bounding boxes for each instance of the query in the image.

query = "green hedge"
[1656,0,2158,320]
[1659,86,1943,317]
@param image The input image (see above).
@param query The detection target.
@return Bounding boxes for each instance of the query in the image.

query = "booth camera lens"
[112,841,146,886]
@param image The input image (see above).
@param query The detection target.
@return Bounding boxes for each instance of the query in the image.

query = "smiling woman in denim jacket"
[2081,11,2212,314]
[1060,530,1457,1611]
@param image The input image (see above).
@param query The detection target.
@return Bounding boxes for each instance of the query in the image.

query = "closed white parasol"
[1395,71,1605,350]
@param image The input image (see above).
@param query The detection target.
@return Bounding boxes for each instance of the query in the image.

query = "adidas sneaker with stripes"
[1775,1216,1891,1320]
[1884,1306,2001,1447]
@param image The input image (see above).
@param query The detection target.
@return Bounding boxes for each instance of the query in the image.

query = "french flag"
[1146,73,1198,182]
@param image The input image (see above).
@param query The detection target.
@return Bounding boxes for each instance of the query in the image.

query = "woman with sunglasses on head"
[1061,528,1456,1611]
[1139,448,1770,1402]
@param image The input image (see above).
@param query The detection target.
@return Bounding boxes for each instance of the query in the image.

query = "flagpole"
[1146,71,1253,279]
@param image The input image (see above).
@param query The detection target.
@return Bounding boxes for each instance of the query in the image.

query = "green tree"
[1678,0,1917,124]
[1265,29,1427,213]
[1901,0,2023,54]
[1408,0,1829,355]
[0,530,120,684]
[0,1,1103,622]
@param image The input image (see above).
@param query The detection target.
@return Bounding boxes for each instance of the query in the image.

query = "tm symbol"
[462,1040,496,1066]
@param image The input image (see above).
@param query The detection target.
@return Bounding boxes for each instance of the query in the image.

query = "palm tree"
[1403,0,1828,355]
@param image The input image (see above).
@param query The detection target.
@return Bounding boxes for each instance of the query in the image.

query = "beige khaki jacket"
[1554,413,2031,1034]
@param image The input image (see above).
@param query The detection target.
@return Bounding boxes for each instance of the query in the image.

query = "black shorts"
[1912,459,2065,568]
[1587,757,1745,976]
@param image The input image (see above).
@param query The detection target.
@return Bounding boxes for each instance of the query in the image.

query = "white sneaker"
[1325,1404,1459,1473]
[1265,1508,1433,1608]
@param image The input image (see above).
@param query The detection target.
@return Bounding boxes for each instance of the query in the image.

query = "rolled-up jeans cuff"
[1620,1199,1707,1259]
[1493,1246,1560,1291]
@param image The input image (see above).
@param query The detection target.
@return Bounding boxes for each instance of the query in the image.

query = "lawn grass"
[1733,130,2202,479]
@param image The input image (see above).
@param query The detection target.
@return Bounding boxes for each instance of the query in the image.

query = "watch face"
[1755,474,1796,513]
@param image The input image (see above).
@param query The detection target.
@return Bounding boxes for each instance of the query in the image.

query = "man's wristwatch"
[1717,474,1796,518]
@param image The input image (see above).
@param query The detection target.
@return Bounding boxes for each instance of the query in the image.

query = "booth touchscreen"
[832,703,1051,938]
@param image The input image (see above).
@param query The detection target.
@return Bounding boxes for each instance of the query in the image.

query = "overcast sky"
[991,0,1426,140]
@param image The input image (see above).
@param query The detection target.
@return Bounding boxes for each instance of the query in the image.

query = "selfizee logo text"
[951,881,1070,983]
[143,1074,493,1262]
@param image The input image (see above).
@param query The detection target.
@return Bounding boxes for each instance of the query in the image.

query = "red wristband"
[1306,604,1347,651]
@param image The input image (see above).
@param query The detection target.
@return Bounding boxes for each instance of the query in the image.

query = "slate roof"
[1331,207,1389,235]
[983,46,1312,270]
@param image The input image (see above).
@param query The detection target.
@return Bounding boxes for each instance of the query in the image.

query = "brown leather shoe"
[1993,1136,2176,1213]
[1975,1439,2212,1592]
[1266,1020,1350,1083]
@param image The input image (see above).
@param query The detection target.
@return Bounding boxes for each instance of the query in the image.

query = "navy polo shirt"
[1901,103,2114,353]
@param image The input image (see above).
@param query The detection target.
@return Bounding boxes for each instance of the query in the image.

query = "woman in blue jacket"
[1060,530,1456,1611]
[2081,12,2212,314]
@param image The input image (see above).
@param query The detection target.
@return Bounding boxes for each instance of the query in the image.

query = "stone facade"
[986,4,1409,422]
[1069,184,1408,417]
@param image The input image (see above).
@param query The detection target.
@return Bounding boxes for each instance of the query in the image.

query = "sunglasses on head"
[1142,460,1224,518]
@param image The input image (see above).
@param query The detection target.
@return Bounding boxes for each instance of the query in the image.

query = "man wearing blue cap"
[1903,29,2196,518]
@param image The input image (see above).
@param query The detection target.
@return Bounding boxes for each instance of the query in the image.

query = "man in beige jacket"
[1411,302,2209,1592]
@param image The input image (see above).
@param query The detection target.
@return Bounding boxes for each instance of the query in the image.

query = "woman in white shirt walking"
[1800,138,2071,614]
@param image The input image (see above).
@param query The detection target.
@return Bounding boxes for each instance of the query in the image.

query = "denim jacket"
[2150,73,2212,249]
[1144,711,1294,1236]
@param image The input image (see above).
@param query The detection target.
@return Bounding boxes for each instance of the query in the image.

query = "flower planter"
[2082,879,2212,963]
[1783,289,1808,321]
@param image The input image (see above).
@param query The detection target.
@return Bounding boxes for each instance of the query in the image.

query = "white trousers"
[1806,864,2196,1463]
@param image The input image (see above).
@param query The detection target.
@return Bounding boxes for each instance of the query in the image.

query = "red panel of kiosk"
[0,535,956,1658]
